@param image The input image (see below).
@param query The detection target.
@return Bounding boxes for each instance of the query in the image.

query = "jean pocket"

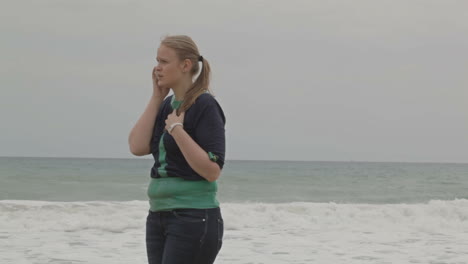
[146,211,158,223]
[172,209,207,223]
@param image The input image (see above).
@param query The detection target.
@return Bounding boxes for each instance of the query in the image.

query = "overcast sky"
[1,0,467,163]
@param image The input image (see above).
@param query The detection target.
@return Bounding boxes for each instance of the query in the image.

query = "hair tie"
[198,55,203,62]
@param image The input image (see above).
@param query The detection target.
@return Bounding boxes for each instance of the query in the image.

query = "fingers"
[152,68,157,82]
[171,109,185,117]
[164,110,185,133]
[152,67,158,80]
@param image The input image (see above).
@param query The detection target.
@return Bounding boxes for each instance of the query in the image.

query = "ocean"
[1,157,468,263]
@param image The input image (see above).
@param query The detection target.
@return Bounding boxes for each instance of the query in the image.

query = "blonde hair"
[160,35,212,114]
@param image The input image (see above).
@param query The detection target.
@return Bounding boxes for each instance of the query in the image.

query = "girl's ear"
[182,58,193,73]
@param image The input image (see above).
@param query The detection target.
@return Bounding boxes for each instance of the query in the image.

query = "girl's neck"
[172,77,192,101]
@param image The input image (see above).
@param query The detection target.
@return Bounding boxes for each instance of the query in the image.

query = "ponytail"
[178,57,212,115]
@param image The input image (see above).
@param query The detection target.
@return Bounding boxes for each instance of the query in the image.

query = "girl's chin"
[158,80,166,88]
[158,80,171,89]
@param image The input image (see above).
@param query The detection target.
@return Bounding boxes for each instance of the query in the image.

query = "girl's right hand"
[152,66,170,99]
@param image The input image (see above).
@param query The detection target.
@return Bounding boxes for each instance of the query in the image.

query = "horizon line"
[0,155,466,165]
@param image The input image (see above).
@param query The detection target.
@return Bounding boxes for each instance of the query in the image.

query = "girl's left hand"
[165,109,185,133]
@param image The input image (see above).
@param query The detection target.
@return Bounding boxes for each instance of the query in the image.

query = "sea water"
[1,157,468,263]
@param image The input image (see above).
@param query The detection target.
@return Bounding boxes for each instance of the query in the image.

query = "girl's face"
[155,45,185,89]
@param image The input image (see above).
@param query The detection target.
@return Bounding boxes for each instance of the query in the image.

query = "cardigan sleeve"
[194,97,226,169]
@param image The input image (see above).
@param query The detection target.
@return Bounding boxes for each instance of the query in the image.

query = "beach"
[2,200,468,263]
[1,157,468,263]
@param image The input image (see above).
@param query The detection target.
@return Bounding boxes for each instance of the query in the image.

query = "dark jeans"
[146,207,223,264]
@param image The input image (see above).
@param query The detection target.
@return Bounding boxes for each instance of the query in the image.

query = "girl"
[128,35,225,264]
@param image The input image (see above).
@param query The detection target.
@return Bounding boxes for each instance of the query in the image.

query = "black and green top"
[147,92,226,212]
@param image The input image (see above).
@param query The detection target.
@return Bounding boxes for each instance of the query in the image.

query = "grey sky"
[1,0,467,163]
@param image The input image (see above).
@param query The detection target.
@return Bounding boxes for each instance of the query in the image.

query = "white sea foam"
[1,200,468,263]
